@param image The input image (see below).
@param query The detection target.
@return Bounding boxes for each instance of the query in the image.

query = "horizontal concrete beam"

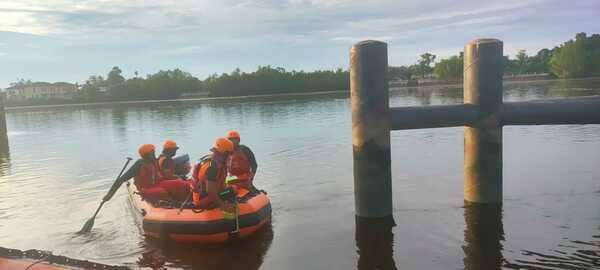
[501,96,600,126]
[390,104,479,130]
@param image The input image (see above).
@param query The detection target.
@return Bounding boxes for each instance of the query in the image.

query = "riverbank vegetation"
[429,32,600,80]
[5,32,598,106]
[78,66,348,99]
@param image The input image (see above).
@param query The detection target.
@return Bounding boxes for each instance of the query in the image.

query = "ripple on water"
[1,83,599,269]
[505,239,600,269]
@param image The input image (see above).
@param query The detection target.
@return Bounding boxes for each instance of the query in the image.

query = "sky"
[0,0,598,87]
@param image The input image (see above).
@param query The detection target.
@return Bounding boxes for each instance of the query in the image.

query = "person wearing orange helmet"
[104,144,190,203]
[226,130,257,189]
[191,138,235,211]
[158,140,180,180]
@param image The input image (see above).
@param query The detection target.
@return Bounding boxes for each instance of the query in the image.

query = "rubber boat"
[127,180,271,244]
[0,247,128,270]
[0,257,69,270]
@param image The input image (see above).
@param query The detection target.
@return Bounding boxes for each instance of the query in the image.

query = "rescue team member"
[191,138,235,212]
[105,144,190,202]
[158,140,180,180]
[226,130,257,188]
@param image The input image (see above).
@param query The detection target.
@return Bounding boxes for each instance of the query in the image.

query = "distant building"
[5,82,78,101]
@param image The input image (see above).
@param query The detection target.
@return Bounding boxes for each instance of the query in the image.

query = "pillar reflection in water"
[462,202,505,270]
[0,132,10,177]
[355,215,397,270]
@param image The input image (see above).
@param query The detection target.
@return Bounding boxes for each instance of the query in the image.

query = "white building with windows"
[5,82,78,101]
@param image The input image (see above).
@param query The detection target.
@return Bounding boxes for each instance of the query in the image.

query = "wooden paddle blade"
[78,218,95,234]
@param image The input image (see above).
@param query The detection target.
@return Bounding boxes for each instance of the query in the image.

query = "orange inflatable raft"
[0,258,69,270]
[0,247,128,270]
[127,180,271,244]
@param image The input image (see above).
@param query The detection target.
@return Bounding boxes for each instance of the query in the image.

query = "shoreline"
[5,77,600,112]
[5,90,348,111]
[391,76,600,90]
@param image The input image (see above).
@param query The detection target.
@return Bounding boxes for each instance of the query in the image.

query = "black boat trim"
[142,203,271,235]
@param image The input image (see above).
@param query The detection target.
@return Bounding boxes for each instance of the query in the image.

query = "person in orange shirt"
[105,144,190,203]
[158,140,180,180]
[226,130,257,189]
[191,138,235,212]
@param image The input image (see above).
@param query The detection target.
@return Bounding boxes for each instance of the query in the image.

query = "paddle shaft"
[80,157,132,233]
[103,157,133,202]
[234,202,240,233]
[90,201,106,220]
[178,192,192,214]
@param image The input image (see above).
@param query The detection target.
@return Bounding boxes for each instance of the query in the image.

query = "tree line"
[421,32,600,80]
[80,67,202,101]
[74,66,349,100]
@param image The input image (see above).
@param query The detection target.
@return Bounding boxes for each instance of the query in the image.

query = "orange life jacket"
[134,161,159,190]
[227,148,251,176]
[191,156,227,206]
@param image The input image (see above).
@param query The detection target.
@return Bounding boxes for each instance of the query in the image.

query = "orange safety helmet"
[212,137,234,154]
[227,130,240,140]
[138,144,155,157]
[163,140,179,150]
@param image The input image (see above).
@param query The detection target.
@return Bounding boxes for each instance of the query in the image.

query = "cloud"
[153,45,207,56]
[0,0,597,87]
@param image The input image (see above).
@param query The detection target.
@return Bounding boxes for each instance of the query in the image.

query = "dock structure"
[350,38,600,219]
[0,95,7,149]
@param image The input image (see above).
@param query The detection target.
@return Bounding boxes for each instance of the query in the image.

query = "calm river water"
[1,78,600,269]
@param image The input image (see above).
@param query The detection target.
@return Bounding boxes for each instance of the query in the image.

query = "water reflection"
[138,223,274,269]
[505,226,600,269]
[462,202,505,270]
[355,216,397,270]
[111,106,129,141]
[0,134,10,177]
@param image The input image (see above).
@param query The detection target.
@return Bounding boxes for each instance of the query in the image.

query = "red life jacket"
[227,148,251,176]
[134,161,159,190]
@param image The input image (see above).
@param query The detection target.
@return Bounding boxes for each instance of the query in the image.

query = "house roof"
[52,82,76,87]
[28,82,52,87]
[5,81,76,90]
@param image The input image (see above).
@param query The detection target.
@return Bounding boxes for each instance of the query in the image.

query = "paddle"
[231,202,240,236]
[177,192,192,215]
[78,157,133,234]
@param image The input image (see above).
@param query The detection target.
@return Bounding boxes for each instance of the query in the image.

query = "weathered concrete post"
[0,94,7,141]
[463,39,504,203]
[350,40,393,218]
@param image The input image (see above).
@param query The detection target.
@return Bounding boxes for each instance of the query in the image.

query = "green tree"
[416,53,436,78]
[527,49,553,74]
[204,66,349,97]
[9,79,32,87]
[550,35,587,78]
[388,66,413,80]
[433,53,463,79]
[107,66,125,87]
[515,50,529,74]
[585,33,600,76]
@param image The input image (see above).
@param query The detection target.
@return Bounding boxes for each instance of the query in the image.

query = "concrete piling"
[350,40,393,218]
[463,39,504,204]
[0,94,6,139]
